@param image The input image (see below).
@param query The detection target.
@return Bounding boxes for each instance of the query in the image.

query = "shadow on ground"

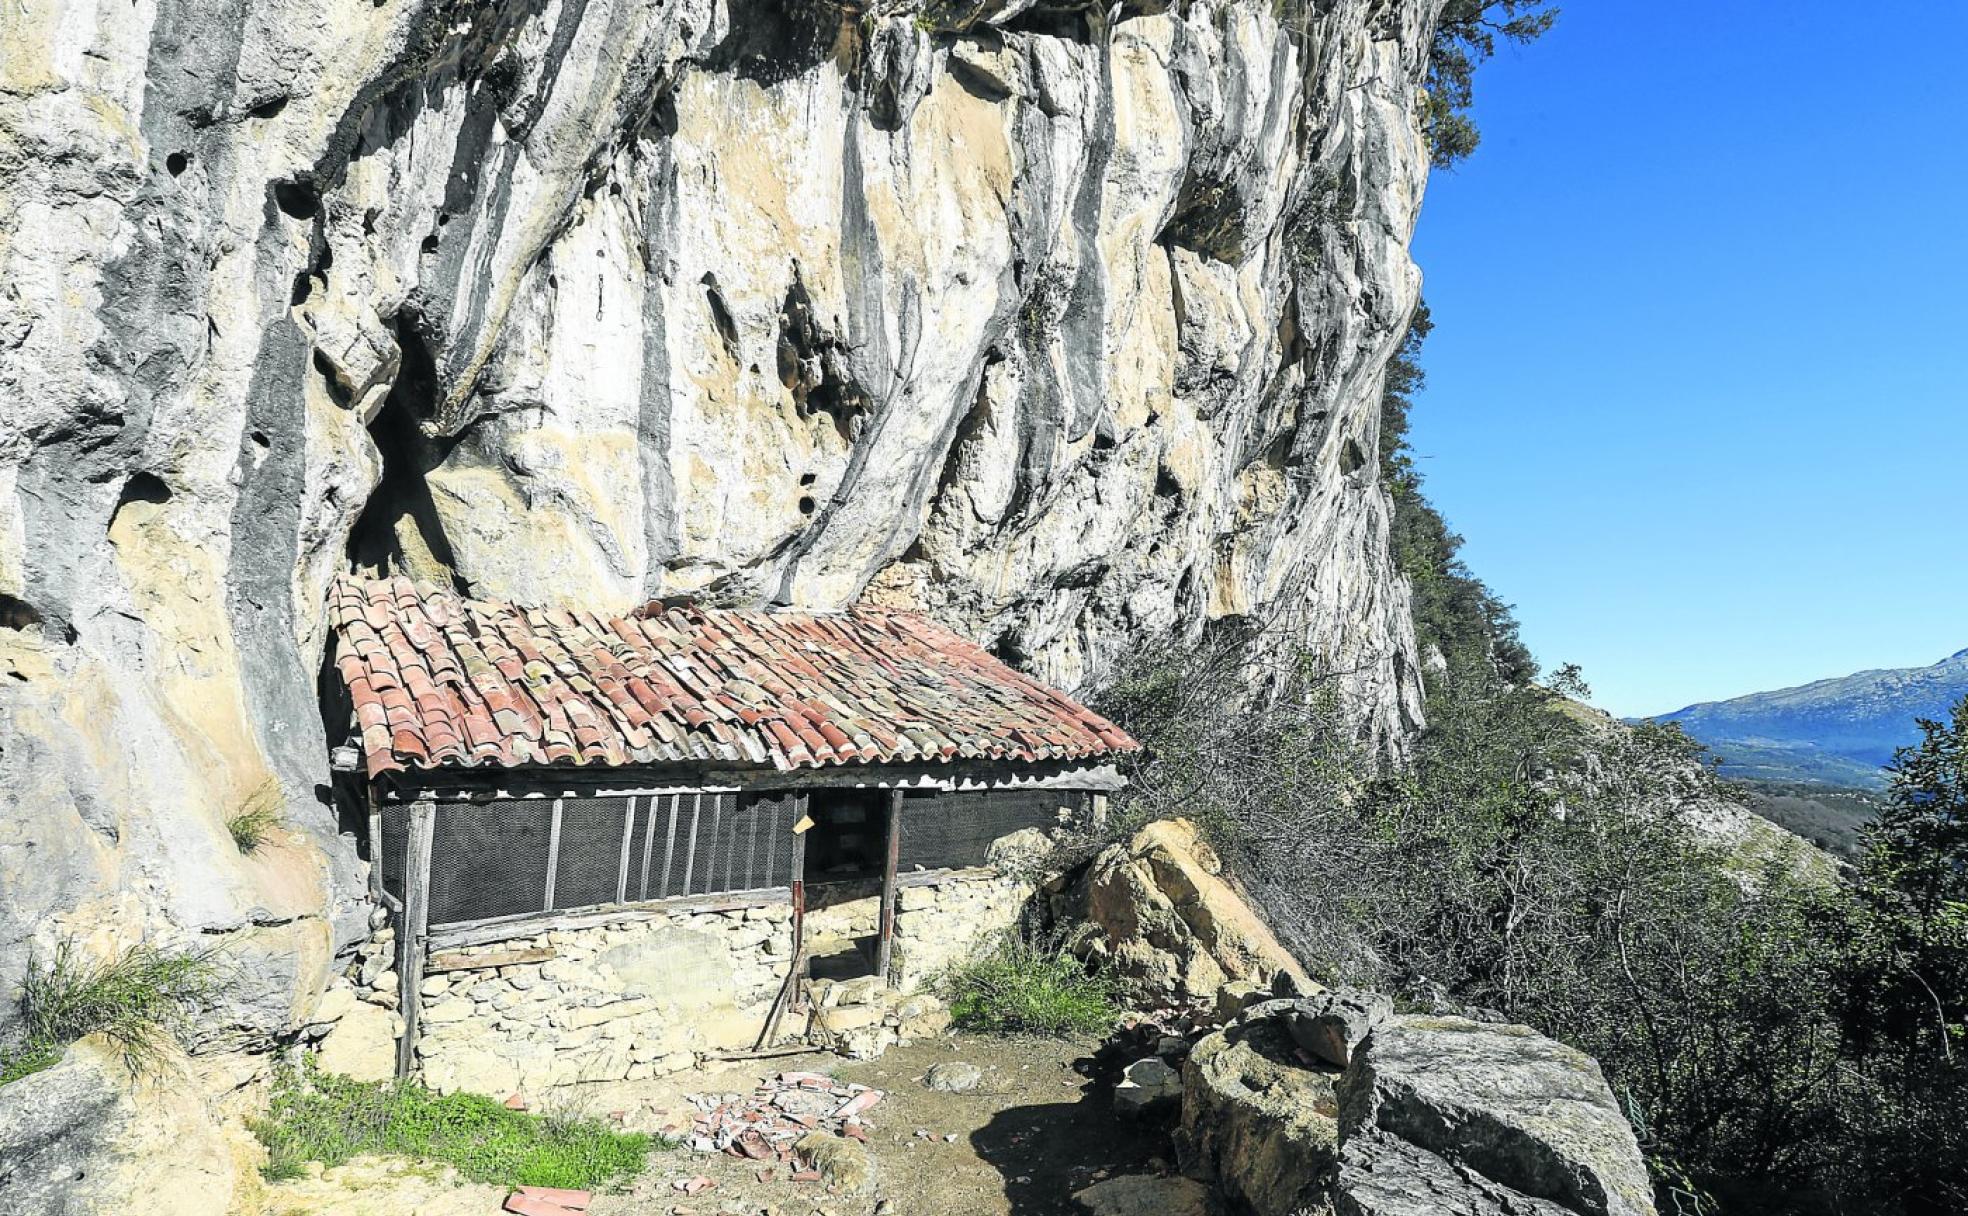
[969,1049,1177,1215]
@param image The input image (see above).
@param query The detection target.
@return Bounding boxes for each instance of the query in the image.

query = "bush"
[6,937,222,1079]
[226,784,282,853]
[1096,627,1968,1213]
[253,1063,658,1190]
[943,937,1118,1037]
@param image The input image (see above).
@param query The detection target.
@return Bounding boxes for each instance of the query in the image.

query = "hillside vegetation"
[1095,309,1968,1215]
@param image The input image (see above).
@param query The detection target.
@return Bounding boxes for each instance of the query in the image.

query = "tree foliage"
[1099,641,1968,1214]
[1379,303,1536,683]
[1426,1,1559,167]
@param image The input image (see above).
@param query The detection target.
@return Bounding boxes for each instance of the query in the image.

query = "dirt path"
[592,1033,1173,1216]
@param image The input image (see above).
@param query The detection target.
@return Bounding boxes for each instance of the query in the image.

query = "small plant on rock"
[942,935,1118,1037]
[226,783,283,854]
[4,936,223,1082]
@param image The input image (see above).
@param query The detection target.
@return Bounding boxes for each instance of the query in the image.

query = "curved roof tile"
[326,576,1139,780]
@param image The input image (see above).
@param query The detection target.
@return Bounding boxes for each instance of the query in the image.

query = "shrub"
[253,1063,659,1190]
[226,784,282,853]
[10,937,222,1078]
[943,936,1118,1037]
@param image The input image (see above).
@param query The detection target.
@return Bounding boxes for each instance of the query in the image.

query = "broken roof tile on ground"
[326,575,1138,779]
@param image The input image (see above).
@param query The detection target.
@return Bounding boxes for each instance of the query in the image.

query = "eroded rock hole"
[249,95,289,120]
[702,274,740,359]
[798,495,816,516]
[166,151,189,177]
[313,349,353,408]
[273,178,319,221]
[1340,437,1367,475]
[777,272,869,442]
[345,314,466,591]
[0,594,46,632]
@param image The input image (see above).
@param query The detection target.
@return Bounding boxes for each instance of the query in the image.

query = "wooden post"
[790,792,808,1010]
[395,799,436,1080]
[364,783,385,903]
[875,789,902,983]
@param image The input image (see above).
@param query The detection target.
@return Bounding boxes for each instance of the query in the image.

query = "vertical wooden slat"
[543,797,564,911]
[639,793,660,900]
[659,794,680,898]
[682,793,703,895]
[761,794,780,888]
[745,795,762,890]
[876,789,902,983]
[364,783,385,903]
[707,794,726,893]
[616,796,637,905]
[396,799,436,1080]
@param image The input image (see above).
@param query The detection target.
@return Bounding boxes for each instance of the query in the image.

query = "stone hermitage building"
[323,576,1138,1088]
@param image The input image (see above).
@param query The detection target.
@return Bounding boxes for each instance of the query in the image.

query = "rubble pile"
[684,1072,886,1162]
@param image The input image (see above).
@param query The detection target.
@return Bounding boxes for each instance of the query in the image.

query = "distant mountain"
[1647,649,1968,790]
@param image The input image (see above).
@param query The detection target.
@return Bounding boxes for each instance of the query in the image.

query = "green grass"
[943,936,1119,1037]
[253,1063,660,1190]
[0,1039,60,1087]
[6,937,222,1081]
[226,784,283,853]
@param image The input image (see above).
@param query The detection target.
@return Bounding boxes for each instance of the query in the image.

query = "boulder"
[1086,820,1315,1002]
[1213,980,1269,1024]
[1177,1009,1339,1216]
[1113,1057,1182,1116]
[1338,1016,1656,1216]
[1335,1132,1575,1216]
[0,1036,237,1216]
[796,1130,876,1196]
[1073,1174,1214,1216]
[1282,988,1391,1069]
[925,1061,983,1093]
[313,999,398,1082]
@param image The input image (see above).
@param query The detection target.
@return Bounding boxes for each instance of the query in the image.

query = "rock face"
[0,0,1437,1060]
[1086,818,1315,1000]
[1337,1016,1657,1216]
[0,1037,239,1216]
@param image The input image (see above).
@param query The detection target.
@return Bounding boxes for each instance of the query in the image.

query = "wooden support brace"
[395,799,436,1080]
[875,788,902,983]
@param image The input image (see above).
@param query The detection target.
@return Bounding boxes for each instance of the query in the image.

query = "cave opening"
[344,313,467,594]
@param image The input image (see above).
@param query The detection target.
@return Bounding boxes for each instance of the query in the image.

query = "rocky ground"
[262,1033,1176,1216]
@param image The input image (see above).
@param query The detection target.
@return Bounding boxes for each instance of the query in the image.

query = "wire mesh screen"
[386,790,805,928]
[427,799,554,925]
[552,797,633,911]
[897,789,1081,872]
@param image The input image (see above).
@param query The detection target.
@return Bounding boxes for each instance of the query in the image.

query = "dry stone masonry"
[337,868,1027,1092]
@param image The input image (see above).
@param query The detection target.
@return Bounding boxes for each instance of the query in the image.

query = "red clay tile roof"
[326,576,1139,779]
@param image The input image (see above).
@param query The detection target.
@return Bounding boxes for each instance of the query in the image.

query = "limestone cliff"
[0,0,1438,1044]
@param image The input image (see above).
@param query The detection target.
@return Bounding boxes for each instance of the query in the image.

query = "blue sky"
[1407,0,1968,719]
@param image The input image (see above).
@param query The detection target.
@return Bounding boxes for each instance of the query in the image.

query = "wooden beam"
[387,761,1128,804]
[426,886,794,950]
[426,945,557,975]
[875,788,902,983]
[395,800,435,1080]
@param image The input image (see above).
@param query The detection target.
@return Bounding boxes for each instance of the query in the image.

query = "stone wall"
[333,868,1031,1094]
